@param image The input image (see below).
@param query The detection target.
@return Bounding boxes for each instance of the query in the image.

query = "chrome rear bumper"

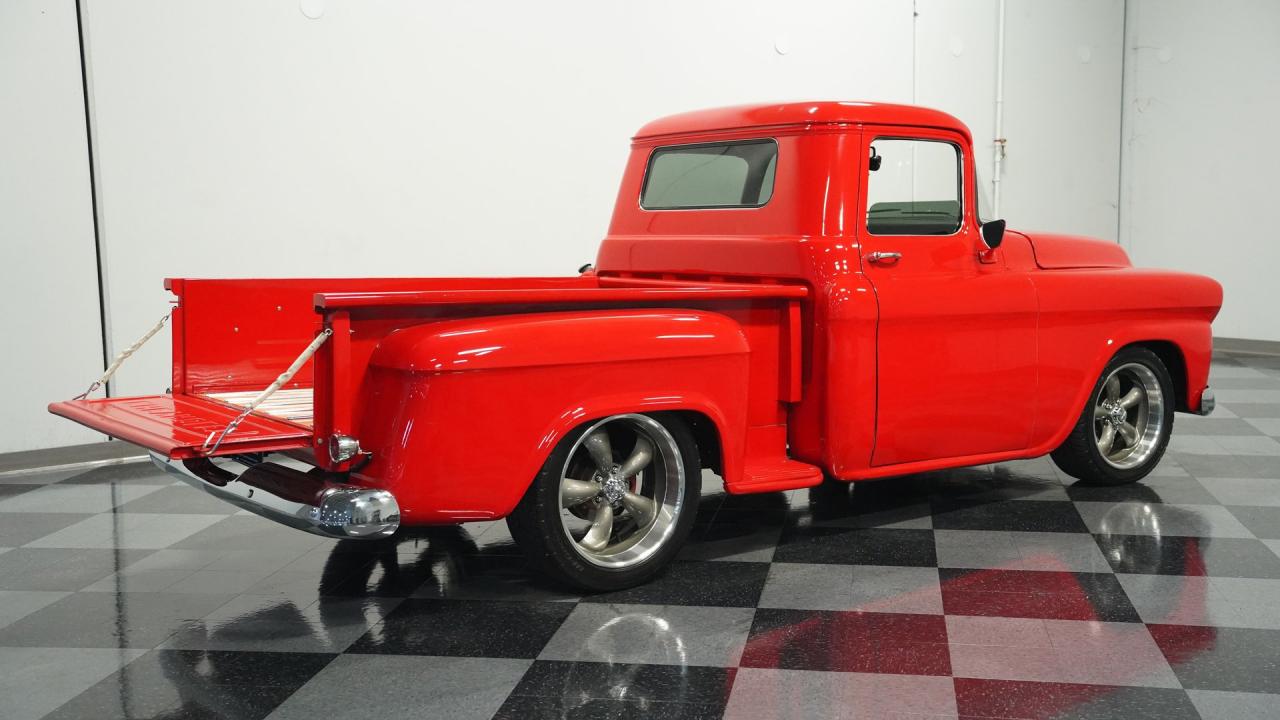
[150,452,400,539]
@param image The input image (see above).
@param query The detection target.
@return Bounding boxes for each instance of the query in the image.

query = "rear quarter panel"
[354,309,751,523]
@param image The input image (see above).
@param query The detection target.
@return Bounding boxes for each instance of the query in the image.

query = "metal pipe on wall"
[992,0,1007,217]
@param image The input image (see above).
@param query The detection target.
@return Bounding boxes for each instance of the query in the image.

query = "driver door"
[859,129,1038,467]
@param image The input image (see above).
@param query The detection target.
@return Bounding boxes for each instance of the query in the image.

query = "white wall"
[1120,0,1280,341]
[0,0,1138,452]
[915,0,998,216]
[0,0,106,452]
[1002,0,1124,240]
[916,0,1124,240]
[82,0,919,398]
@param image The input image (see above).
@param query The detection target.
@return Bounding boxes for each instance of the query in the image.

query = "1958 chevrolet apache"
[50,102,1223,590]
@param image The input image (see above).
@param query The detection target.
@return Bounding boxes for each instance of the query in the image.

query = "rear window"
[640,139,778,210]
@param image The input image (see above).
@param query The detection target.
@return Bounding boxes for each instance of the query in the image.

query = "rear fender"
[372,308,749,373]
[359,309,750,523]
[534,391,741,492]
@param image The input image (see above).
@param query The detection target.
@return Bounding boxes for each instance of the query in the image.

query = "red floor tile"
[740,609,951,675]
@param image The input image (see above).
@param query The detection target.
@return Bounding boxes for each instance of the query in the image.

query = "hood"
[1015,231,1132,269]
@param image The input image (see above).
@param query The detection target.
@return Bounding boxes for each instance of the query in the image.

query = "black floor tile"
[0,483,43,500]
[322,550,442,598]
[42,649,335,720]
[954,678,1201,719]
[1065,478,1218,505]
[814,477,937,522]
[1213,377,1280,390]
[114,485,241,514]
[1169,452,1280,479]
[1226,403,1280,419]
[931,499,1090,533]
[415,551,581,602]
[926,467,1066,504]
[172,516,327,553]
[0,547,154,591]
[1150,624,1280,693]
[318,528,574,601]
[1226,505,1280,539]
[581,561,768,607]
[370,524,489,557]
[691,509,778,543]
[347,598,575,658]
[1171,417,1269,435]
[469,522,527,556]
[1231,353,1280,369]
[1094,534,1280,578]
[493,695,725,720]
[54,463,172,485]
[773,527,937,566]
[0,512,92,546]
[787,481,880,523]
[693,492,791,528]
[509,660,734,707]
[0,591,235,648]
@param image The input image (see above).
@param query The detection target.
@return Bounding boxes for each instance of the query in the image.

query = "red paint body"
[50,101,1222,527]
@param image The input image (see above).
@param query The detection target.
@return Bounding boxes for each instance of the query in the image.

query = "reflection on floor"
[2,350,1280,719]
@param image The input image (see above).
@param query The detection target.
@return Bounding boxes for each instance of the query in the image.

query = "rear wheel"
[1051,347,1175,485]
[507,412,700,591]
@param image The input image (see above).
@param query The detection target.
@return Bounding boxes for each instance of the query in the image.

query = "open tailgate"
[49,394,312,459]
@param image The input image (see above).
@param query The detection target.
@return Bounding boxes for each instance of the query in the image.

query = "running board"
[731,458,824,494]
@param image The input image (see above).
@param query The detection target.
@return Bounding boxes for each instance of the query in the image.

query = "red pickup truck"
[51,101,1222,590]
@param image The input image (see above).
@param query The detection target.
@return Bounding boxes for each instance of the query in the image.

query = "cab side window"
[866,139,962,235]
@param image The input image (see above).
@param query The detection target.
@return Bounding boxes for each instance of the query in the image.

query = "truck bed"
[205,388,314,427]
[53,274,813,488]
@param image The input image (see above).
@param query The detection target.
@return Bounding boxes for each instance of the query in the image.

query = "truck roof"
[634,101,970,141]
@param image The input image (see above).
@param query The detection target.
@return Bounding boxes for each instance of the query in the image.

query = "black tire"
[1051,346,1175,485]
[506,412,701,592]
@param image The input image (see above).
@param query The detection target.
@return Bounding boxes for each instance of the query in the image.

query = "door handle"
[865,251,902,265]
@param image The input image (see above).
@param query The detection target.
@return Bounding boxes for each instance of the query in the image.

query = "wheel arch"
[1129,339,1189,412]
[527,397,737,510]
[664,409,723,476]
[1039,327,1208,456]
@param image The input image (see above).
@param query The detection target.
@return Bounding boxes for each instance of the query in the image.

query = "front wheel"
[506,412,700,591]
[1050,346,1175,485]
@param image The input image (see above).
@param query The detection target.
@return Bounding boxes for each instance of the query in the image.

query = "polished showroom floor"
[2,351,1280,720]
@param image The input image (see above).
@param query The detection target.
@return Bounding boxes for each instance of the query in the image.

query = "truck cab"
[600,101,1216,481]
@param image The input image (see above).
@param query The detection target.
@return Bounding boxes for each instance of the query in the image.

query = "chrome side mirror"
[981,219,1006,250]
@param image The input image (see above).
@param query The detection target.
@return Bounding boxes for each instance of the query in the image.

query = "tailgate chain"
[73,309,174,400]
[201,328,333,456]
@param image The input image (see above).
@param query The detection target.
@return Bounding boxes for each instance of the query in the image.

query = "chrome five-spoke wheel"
[1052,346,1175,486]
[1092,362,1166,470]
[506,411,701,591]
[558,414,685,568]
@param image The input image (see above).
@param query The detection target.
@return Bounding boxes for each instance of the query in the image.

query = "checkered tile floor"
[3,351,1280,719]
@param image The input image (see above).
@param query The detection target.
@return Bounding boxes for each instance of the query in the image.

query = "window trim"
[864,136,965,238]
[639,138,779,211]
